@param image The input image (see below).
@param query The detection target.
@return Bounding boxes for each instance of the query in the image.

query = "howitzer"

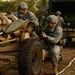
[0,13,43,75]
[0,19,29,35]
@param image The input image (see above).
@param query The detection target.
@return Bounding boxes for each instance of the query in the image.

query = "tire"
[21,33,30,42]
[18,38,43,75]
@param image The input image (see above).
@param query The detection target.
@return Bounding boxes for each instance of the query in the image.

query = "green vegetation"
[0,1,18,14]
[0,0,49,27]
[0,0,48,16]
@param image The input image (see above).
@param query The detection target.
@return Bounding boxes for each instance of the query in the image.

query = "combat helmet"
[56,11,61,15]
[48,15,58,24]
[18,2,28,10]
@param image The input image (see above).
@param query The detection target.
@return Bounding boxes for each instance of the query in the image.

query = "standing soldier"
[56,11,64,27]
[41,15,63,75]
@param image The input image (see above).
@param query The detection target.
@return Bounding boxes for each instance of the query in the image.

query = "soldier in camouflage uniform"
[12,2,39,26]
[12,2,39,35]
[56,11,64,27]
[41,15,63,75]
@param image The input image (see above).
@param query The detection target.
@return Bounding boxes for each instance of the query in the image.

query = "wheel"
[21,32,30,42]
[18,38,43,75]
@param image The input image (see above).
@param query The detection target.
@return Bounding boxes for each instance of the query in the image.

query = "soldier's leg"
[50,45,61,75]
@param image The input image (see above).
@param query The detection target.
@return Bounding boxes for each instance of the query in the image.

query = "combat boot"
[53,66,58,75]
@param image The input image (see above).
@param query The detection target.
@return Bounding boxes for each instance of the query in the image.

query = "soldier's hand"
[41,32,47,38]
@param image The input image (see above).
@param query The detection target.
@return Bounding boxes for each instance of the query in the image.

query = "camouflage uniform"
[12,2,39,26]
[41,15,63,75]
[13,11,39,26]
[12,2,39,36]
[44,24,63,66]
[56,11,64,27]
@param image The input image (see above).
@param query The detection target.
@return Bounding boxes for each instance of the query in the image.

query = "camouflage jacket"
[44,25,63,45]
[57,15,64,27]
[12,11,39,26]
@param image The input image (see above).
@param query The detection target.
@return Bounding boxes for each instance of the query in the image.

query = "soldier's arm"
[29,12,39,26]
[47,27,63,44]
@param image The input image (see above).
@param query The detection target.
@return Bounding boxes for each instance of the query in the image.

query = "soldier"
[41,15,63,75]
[12,1,39,27]
[56,11,64,27]
[12,1,39,35]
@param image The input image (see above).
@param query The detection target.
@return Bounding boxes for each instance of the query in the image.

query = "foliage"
[36,0,48,19]
[0,0,49,27]
[26,0,36,14]
[14,0,37,14]
[0,0,37,14]
[0,1,18,14]
[36,0,48,26]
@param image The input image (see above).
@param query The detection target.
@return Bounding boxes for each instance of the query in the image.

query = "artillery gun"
[0,13,43,75]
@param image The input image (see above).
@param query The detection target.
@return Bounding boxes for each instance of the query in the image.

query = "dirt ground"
[2,42,75,75]
[40,42,75,75]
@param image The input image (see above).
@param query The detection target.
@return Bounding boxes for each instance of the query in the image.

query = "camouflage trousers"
[49,45,62,67]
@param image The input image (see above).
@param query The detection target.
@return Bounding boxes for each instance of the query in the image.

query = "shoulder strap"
[18,12,21,19]
[53,25,58,33]
[22,11,30,20]
[18,11,30,20]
